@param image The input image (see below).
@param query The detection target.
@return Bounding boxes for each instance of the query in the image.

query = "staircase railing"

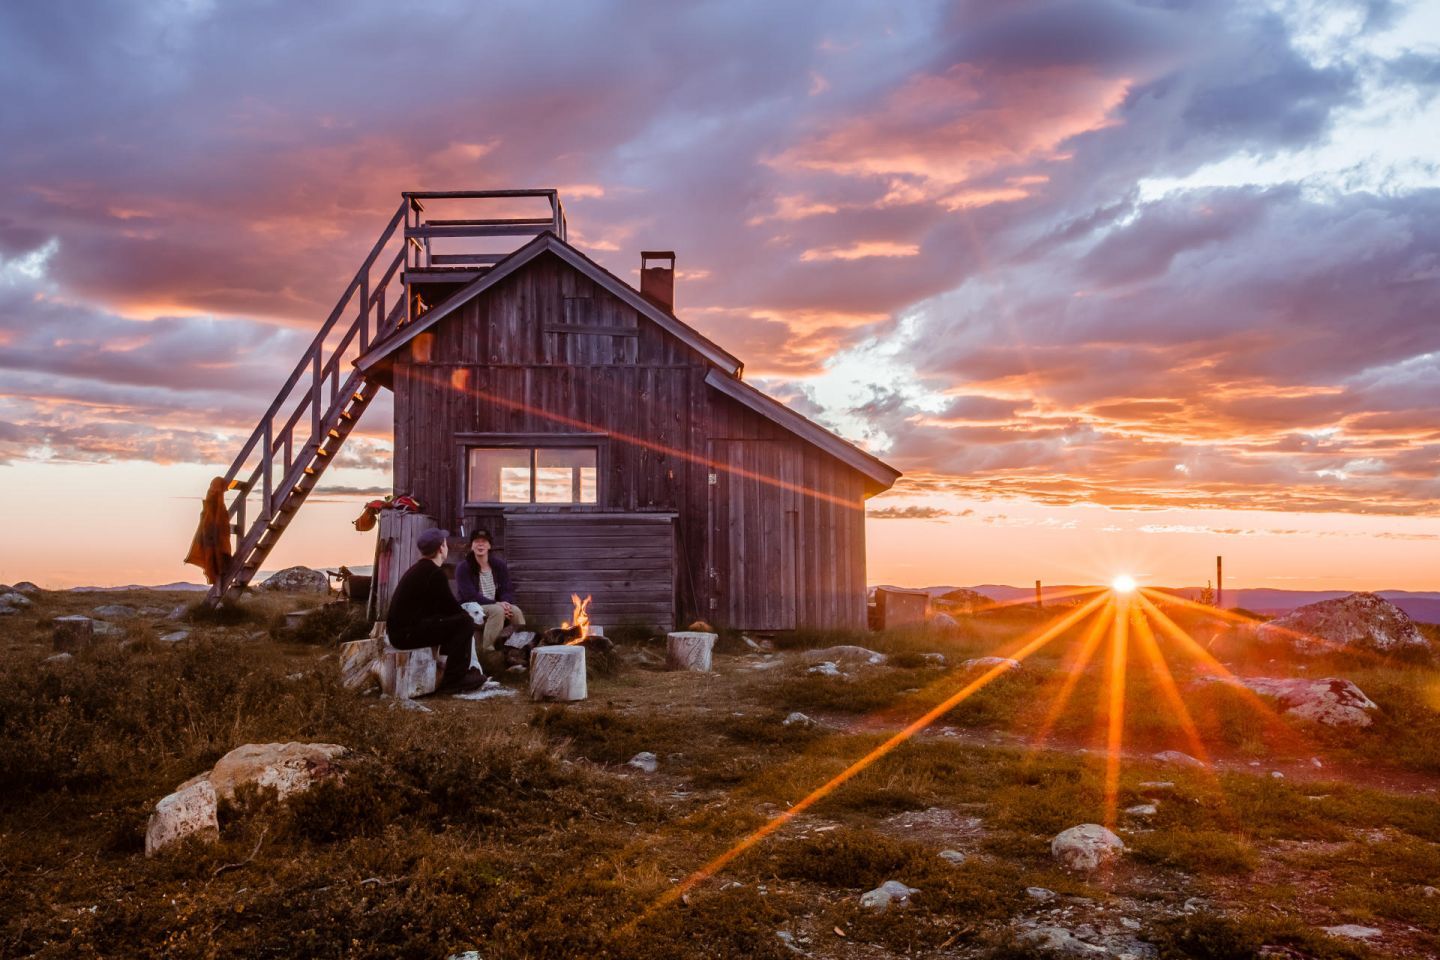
[208,198,409,603]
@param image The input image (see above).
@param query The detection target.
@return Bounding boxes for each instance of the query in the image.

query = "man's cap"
[417,528,449,555]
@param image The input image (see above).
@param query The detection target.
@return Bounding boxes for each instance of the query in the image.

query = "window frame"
[457,433,608,510]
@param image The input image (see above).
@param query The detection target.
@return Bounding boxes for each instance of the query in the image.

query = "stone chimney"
[640,251,676,311]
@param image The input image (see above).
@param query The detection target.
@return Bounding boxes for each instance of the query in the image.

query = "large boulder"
[259,566,330,594]
[1051,824,1125,872]
[145,780,219,856]
[1258,592,1426,655]
[90,603,137,620]
[1236,677,1378,727]
[204,742,348,801]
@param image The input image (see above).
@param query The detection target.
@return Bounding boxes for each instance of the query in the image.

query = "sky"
[1,0,1438,591]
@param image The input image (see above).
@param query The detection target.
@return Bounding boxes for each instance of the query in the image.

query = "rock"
[0,590,34,609]
[1125,804,1158,816]
[627,751,658,773]
[1016,925,1109,956]
[1233,677,1378,727]
[454,684,516,701]
[1258,592,1426,654]
[1322,925,1381,940]
[52,615,96,652]
[1271,771,1285,779]
[1120,917,1141,931]
[921,652,947,666]
[1051,824,1125,872]
[159,630,190,644]
[258,566,330,594]
[166,605,189,621]
[1138,781,1175,792]
[962,656,1021,672]
[1153,750,1205,768]
[803,645,887,666]
[775,930,805,955]
[939,849,966,865]
[389,698,432,713]
[43,652,74,665]
[92,621,126,639]
[929,612,959,629]
[807,661,841,677]
[145,779,219,856]
[782,712,816,728]
[1026,886,1056,900]
[859,880,919,912]
[448,952,482,960]
[91,603,137,619]
[12,581,42,595]
[206,742,348,801]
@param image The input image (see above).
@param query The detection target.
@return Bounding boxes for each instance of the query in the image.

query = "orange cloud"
[800,240,919,261]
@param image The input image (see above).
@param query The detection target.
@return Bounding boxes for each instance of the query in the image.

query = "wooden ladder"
[204,199,411,607]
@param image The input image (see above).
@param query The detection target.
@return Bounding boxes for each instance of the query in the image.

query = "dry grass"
[2,589,1438,958]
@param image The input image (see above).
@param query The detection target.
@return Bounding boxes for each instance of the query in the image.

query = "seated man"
[455,529,527,663]
[386,528,488,695]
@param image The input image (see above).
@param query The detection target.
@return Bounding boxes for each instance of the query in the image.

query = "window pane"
[468,448,531,503]
[535,448,597,503]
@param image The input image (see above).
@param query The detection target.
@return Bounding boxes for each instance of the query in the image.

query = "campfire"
[563,593,591,644]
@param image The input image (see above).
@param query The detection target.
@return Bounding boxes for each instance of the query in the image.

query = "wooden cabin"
[208,190,899,632]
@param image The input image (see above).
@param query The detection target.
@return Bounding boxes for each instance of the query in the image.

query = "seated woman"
[454,529,526,660]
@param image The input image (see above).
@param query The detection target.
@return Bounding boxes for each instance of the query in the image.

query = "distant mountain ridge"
[871,584,1440,624]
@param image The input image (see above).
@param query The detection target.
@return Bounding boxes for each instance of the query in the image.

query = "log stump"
[372,647,445,699]
[530,645,586,701]
[666,631,716,672]
[53,616,96,653]
[339,636,385,689]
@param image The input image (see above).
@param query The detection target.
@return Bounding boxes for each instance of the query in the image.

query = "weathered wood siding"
[392,252,868,631]
[504,513,675,631]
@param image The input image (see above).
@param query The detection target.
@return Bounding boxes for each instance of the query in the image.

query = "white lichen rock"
[803,645,888,666]
[859,879,919,912]
[961,656,1021,672]
[258,565,330,594]
[145,779,219,856]
[1153,750,1205,768]
[1258,592,1426,655]
[627,751,658,773]
[1236,677,1379,727]
[205,742,348,801]
[1051,824,1125,872]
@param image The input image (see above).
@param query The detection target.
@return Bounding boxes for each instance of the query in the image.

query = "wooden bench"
[339,624,446,699]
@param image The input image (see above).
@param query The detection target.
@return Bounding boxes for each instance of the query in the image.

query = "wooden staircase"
[205,200,411,607]
[204,190,568,608]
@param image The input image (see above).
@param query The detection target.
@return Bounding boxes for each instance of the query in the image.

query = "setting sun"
[1112,574,1137,593]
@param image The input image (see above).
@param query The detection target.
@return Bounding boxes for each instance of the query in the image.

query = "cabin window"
[466,446,598,505]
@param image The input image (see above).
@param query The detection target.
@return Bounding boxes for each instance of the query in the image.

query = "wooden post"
[1216,556,1223,609]
[372,512,436,622]
[1035,580,1043,610]
[530,645,586,701]
[52,616,95,653]
[666,631,716,671]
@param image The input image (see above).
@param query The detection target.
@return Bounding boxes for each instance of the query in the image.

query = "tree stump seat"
[338,624,445,699]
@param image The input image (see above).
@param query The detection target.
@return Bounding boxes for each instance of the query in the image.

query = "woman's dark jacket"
[455,553,517,605]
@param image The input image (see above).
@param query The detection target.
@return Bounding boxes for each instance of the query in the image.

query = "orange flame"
[563,593,591,644]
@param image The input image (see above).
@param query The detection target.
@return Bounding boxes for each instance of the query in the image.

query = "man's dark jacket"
[455,553,517,606]
[387,558,465,643]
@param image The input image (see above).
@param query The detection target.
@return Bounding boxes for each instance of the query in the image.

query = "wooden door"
[707,439,800,630]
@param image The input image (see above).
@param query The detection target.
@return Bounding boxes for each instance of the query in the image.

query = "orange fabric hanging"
[184,477,233,584]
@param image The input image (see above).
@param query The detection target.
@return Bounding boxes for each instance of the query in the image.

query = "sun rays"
[634,575,1315,928]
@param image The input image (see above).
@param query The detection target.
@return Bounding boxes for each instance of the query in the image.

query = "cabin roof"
[355,231,900,494]
[356,232,742,375]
